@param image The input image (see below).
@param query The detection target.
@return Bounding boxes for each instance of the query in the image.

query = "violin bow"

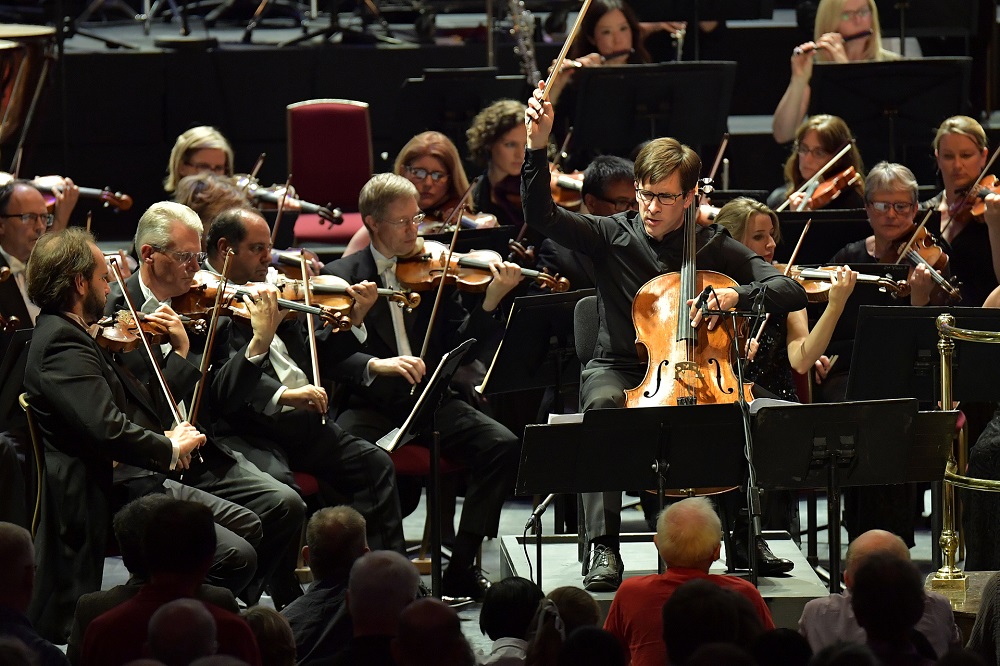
[894,207,935,264]
[249,153,266,182]
[706,133,730,185]
[108,258,201,463]
[775,142,854,212]
[188,249,235,430]
[746,219,811,361]
[411,179,480,395]
[269,173,292,247]
[300,254,326,425]
[85,211,92,234]
[539,0,594,102]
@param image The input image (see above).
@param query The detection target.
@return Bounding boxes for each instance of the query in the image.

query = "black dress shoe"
[441,564,491,601]
[728,535,794,576]
[583,544,623,591]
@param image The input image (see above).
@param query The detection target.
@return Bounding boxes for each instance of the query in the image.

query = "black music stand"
[0,328,31,432]
[478,290,595,399]
[421,226,518,257]
[518,404,747,580]
[875,0,978,52]
[376,338,475,597]
[809,58,971,183]
[752,398,955,592]
[773,209,870,265]
[394,69,527,160]
[568,62,736,163]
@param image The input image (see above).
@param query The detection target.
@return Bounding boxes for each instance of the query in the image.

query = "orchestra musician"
[164,126,234,194]
[0,179,79,328]
[766,115,867,211]
[103,201,310,610]
[467,100,528,230]
[202,206,406,557]
[341,131,497,257]
[322,173,523,600]
[772,0,899,144]
[920,116,1000,307]
[524,83,808,591]
[20,227,295,640]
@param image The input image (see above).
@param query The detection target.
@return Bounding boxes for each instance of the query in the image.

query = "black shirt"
[920,191,996,307]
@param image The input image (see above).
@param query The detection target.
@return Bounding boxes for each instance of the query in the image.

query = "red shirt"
[603,567,775,666]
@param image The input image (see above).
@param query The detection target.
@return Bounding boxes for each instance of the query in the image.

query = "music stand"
[709,190,769,207]
[518,404,747,577]
[0,328,31,432]
[394,69,527,160]
[376,338,475,597]
[421,225,517,256]
[809,59,972,182]
[773,209,870,265]
[875,0,977,49]
[752,398,955,591]
[568,62,736,162]
[478,289,595,402]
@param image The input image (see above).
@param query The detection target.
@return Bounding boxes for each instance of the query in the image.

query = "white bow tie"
[375,257,396,275]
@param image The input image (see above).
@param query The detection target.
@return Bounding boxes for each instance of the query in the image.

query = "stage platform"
[499,530,829,629]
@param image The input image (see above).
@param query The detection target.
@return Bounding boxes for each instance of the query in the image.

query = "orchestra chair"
[389,445,472,574]
[287,99,371,250]
[17,393,44,539]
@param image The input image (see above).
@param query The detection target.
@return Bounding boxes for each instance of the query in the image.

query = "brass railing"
[933,313,1000,590]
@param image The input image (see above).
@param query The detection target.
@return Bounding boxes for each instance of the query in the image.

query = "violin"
[0,173,133,212]
[886,225,962,304]
[173,271,352,331]
[418,204,499,235]
[233,174,343,227]
[95,311,207,353]
[947,174,1000,225]
[396,239,570,293]
[550,165,584,211]
[274,274,421,313]
[804,166,860,211]
[773,263,910,302]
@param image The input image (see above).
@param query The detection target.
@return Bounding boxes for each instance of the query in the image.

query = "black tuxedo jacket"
[0,253,32,329]
[323,248,502,415]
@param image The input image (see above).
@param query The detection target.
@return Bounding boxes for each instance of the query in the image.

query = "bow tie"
[375,257,397,275]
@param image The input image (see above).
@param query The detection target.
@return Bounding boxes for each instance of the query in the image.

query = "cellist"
[523,83,808,591]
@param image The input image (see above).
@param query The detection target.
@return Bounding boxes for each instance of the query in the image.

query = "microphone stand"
[525,493,557,586]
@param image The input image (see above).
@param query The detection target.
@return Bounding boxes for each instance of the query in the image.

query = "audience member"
[685,643,757,666]
[798,530,959,658]
[556,626,626,666]
[241,607,295,666]
[661,579,765,665]
[808,642,880,666]
[392,597,475,666]
[936,650,989,666]
[850,552,934,665]
[752,628,812,666]
[69,495,239,664]
[190,657,250,666]
[0,523,68,666]
[147,599,218,665]
[281,506,370,665]
[332,550,420,665]
[479,576,545,665]
[526,587,601,666]
[0,637,40,666]
[966,569,1000,663]
[80,501,261,666]
[603,497,774,666]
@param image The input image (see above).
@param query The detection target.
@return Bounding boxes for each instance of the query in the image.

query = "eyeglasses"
[150,245,207,265]
[597,195,639,213]
[635,188,686,207]
[382,213,426,228]
[840,7,872,21]
[1,212,54,227]
[867,201,915,214]
[404,166,449,182]
[795,144,831,160]
[184,161,227,174]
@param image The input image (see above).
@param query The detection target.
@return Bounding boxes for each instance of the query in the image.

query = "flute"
[793,29,872,55]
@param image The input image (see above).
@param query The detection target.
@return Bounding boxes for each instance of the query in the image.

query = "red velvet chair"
[286,99,372,247]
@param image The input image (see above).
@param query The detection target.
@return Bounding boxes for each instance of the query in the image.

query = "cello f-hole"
[643,360,671,399]
[707,357,734,394]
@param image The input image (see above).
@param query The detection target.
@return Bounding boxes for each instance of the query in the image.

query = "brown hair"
[933,115,988,152]
[26,228,98,312]
[466,99,527,167]
[783,114,866,199]
[633,137,701,192]
[394,131,471,202]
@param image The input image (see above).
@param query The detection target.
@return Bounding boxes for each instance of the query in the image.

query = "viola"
[947,174,1000,225]
[274,274,421,313]
[395,239,570,293]
[94,312,168,353]
[773,263,910,302]
[0,173,133,212]
[418,203,498,235]
[173,271,352,331]
[550,165,584,211]
[796,166,860,211]
[233,174,343,227]
[886,225,962,305]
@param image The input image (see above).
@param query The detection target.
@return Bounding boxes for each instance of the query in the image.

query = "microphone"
[695,285,713,312]
[525,493,558,531]
[794,29,873,55]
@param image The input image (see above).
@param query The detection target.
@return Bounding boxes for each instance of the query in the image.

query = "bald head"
[844,529,910,588]
[0,522,35,611]
[148,599,218,665]
[655,497,723,570]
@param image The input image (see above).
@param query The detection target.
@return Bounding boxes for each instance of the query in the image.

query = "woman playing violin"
[164,126,234,194]
[772,0,900,144]
[716,197,858,400]
[919,115,1000,307]
[767,115,866,211]
[831,162,936,305]
[466,99,528,230]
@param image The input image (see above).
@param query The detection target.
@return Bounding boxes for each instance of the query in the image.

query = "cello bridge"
[673,361,704,381]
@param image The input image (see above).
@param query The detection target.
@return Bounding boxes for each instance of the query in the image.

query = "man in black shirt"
[524,84,808,590]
